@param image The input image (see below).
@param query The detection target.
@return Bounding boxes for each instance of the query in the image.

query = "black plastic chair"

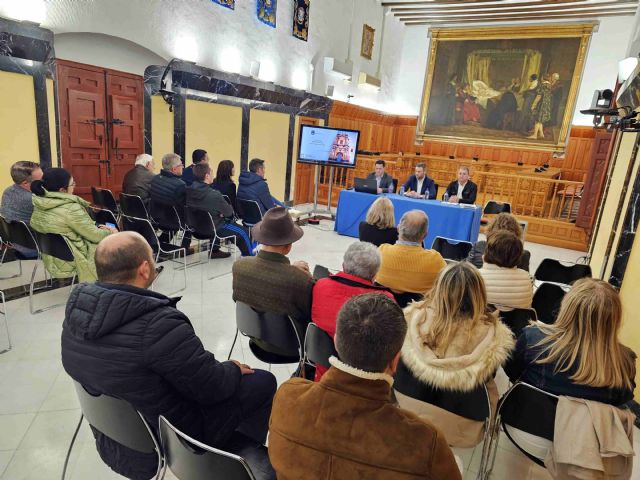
[62,380,163,480]
[120,193,151,220]
[432,183,439,200]
[532,282,566,324]
[150,200,184,235]
[390,178,398,193]
[494,306,537,338]
[184,207,237,278]
[483,200,512,215]
[534,258,592,286]
[485,382,558,476]
[394,359,493,475]
[228,301,302,367]
[0,215,35,279]
[91,186,119,216]
[303,323,338,370]
[159,415,274,480]
[312,265,331,280]
[431,236,473,261]
[89,207,118,228]
[121,215,186,294]
[236,199,263,228]
[392,291,423,308]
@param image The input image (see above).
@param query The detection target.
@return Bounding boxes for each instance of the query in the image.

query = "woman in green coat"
[30,168,117,282]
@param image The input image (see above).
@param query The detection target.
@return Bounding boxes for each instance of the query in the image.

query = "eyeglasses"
[69,182,77,187]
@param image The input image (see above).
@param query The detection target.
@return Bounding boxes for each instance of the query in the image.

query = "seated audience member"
[62,232,276,480]
[311,241,395,380]
[269,293,461,480]
[211,159,238,211]
[444,166,477,204]
[122,153,155,203]
[150,153,190,248]
[366,159,394,194]
[358,196,398,247]
[30,168,116,282]
[186,163,253,257]
[468,212,531,271]
[232,207,313,343]
[376,209,446,295]
[182,148,208,186]
[504,278,636,405]
[0,161,43,257]
[402,162,436,199]
[237,158,285,216]
[398,262,514,447]
[478,230,533,310]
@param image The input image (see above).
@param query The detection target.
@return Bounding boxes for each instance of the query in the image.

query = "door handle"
[111,118,125,125]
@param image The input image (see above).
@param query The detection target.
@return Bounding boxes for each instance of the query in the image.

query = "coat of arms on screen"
[257,0,277,27]
[329,134,352,163]
[211,0,234,9]
[292,0,310,41]
[361,24,375,60]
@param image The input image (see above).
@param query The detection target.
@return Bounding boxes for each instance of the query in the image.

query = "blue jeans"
[216,223,255,256]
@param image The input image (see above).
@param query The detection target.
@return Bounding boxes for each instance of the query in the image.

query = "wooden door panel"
[68,89,106,149]
[110,95,139,149]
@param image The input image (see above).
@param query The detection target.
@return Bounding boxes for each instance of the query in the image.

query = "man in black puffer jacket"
[62,231,277,480]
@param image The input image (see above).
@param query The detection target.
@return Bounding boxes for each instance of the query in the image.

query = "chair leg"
[227,328,239,360]
[61,414,84,480]
[0,291,10,355]
[28,261,39,315]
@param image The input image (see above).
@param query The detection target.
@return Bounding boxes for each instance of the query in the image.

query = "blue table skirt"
[334,190,482,249]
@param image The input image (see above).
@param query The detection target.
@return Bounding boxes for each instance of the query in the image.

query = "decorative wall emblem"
[292,0,310,41]
[211,0,235,10]
[258,0,277,28]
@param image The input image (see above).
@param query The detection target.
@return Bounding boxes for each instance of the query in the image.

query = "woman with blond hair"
[358,197,398,247]
[468,212,530,271]
[395,262,515,447]
[505,278,636,405]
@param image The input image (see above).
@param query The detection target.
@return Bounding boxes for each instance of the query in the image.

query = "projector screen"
[297,125,360,168]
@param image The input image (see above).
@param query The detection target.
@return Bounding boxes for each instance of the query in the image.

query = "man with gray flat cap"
[232,206,314,351]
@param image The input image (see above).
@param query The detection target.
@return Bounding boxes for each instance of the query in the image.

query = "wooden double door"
[57,59,143,200]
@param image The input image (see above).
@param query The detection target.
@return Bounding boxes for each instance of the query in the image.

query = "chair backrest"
[532,282,566,324]
[185,207,216,239]
[72,380,159,454]
[312,265,331,280]
[236,199,262,226]
[92,208,118,227]
[495,307,537,338]
[484,200,512,215]
[93,187,118,213]
[4,218,38,251]
[394,359,491,422]
[121,215,159,251]
[431,236,473,261]
[390,178,398,193]
[120,193,150,219]
[432,183,439,199]
[534,258,592,285]
[32,231,74,262]
[392,291,423,308]
[91,186,103,208]
[304,323,337,369]
[235,302,301,357]
[159,416,256,480]
[0,215,10,243]
[150,200,183,232]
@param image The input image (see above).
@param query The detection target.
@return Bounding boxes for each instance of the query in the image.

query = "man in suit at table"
[444,166,477,204]
[402,162,436,199]
[366,159,394,194]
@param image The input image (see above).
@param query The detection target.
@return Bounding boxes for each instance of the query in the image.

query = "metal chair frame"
[236,199,263,240]
[184,208,237,278]
[0,215,23,280]
[119,193,152,221]
[158,415,257,480]
[0,291,10,355]
[534,258,592,289]
[91,186,120,219]
[431,235,473,262]
[303,323,337,370]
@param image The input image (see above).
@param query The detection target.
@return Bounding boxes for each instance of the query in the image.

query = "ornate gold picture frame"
[361,24,375,60]
[416,23,595,152]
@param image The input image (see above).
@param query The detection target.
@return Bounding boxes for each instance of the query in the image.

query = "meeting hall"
[0,1,639,479]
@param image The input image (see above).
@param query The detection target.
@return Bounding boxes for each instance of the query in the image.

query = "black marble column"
[241,106,250,171]
[32,71,52,168]
[285,115,296,202]
[173,92,186,162]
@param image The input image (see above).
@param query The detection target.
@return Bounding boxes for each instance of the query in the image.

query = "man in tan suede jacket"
[268,293,461,480]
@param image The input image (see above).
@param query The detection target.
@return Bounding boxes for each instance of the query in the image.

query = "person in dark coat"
[150,153,190,248]
[182,149,208,186]
[186,163,253,257]
[402,162,436,199]
[365,159,394,194]
[211,159,238,211]
[444,166,477,204]
[61,232,277,480]
[122,154,155,204]
[237,158,285,216]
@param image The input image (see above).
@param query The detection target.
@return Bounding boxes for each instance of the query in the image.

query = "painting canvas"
[417,24,595,152]
[292,0,310,41]
[361,24,374,60]
[257,0,277,28]
[211,0,234,10]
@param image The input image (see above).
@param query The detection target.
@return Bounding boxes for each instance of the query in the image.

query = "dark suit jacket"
[122,165,155,202]
[444,180,477,204]
[365,172,394,191]
[402,175,436,199]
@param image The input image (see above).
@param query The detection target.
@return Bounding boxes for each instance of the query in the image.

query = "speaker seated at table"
[444,166,477,205]
[402,163,436,200]
[366,159,394,194]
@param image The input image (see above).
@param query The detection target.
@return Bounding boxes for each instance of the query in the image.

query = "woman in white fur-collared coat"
[395,262,515,448]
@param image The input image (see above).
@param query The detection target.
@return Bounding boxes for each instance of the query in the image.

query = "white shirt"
[457,182,466,198]
[375,176,382,188]
[416,177,424,197]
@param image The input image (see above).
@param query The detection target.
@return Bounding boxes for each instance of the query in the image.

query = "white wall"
[627,9,640,57]
[54,32,167,75]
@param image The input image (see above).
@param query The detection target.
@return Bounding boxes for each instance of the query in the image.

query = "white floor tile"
[0,414,35,450]
[0,450,14,477]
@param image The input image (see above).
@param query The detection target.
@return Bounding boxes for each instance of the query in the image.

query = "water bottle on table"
[399,186,405,196]
[443,192,449,203]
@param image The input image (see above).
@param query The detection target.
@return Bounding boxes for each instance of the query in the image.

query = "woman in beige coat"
[396,262,515,447]
[478,230,533,309]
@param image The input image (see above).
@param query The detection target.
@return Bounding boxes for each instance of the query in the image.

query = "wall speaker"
[326,85,335,97]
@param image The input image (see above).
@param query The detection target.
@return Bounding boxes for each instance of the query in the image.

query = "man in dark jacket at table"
[402,162,436,199]
[444,165,478,205]
[61,232,276,480]
[366,159,394,194]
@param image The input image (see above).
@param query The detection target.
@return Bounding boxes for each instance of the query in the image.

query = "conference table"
[334,190,483,249]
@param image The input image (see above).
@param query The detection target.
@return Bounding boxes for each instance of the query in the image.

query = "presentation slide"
[298,126,359,167]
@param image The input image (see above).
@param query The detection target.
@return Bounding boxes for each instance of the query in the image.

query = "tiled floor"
[0,219,637,480]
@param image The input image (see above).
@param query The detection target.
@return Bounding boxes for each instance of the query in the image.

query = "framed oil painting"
[417,24,595,152]
[361,24,375,60]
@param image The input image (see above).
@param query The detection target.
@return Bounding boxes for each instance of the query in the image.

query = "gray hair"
[135,154,153,167]
[162,153,182,170]
[343,242,381,281]
[398,210,428,243]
